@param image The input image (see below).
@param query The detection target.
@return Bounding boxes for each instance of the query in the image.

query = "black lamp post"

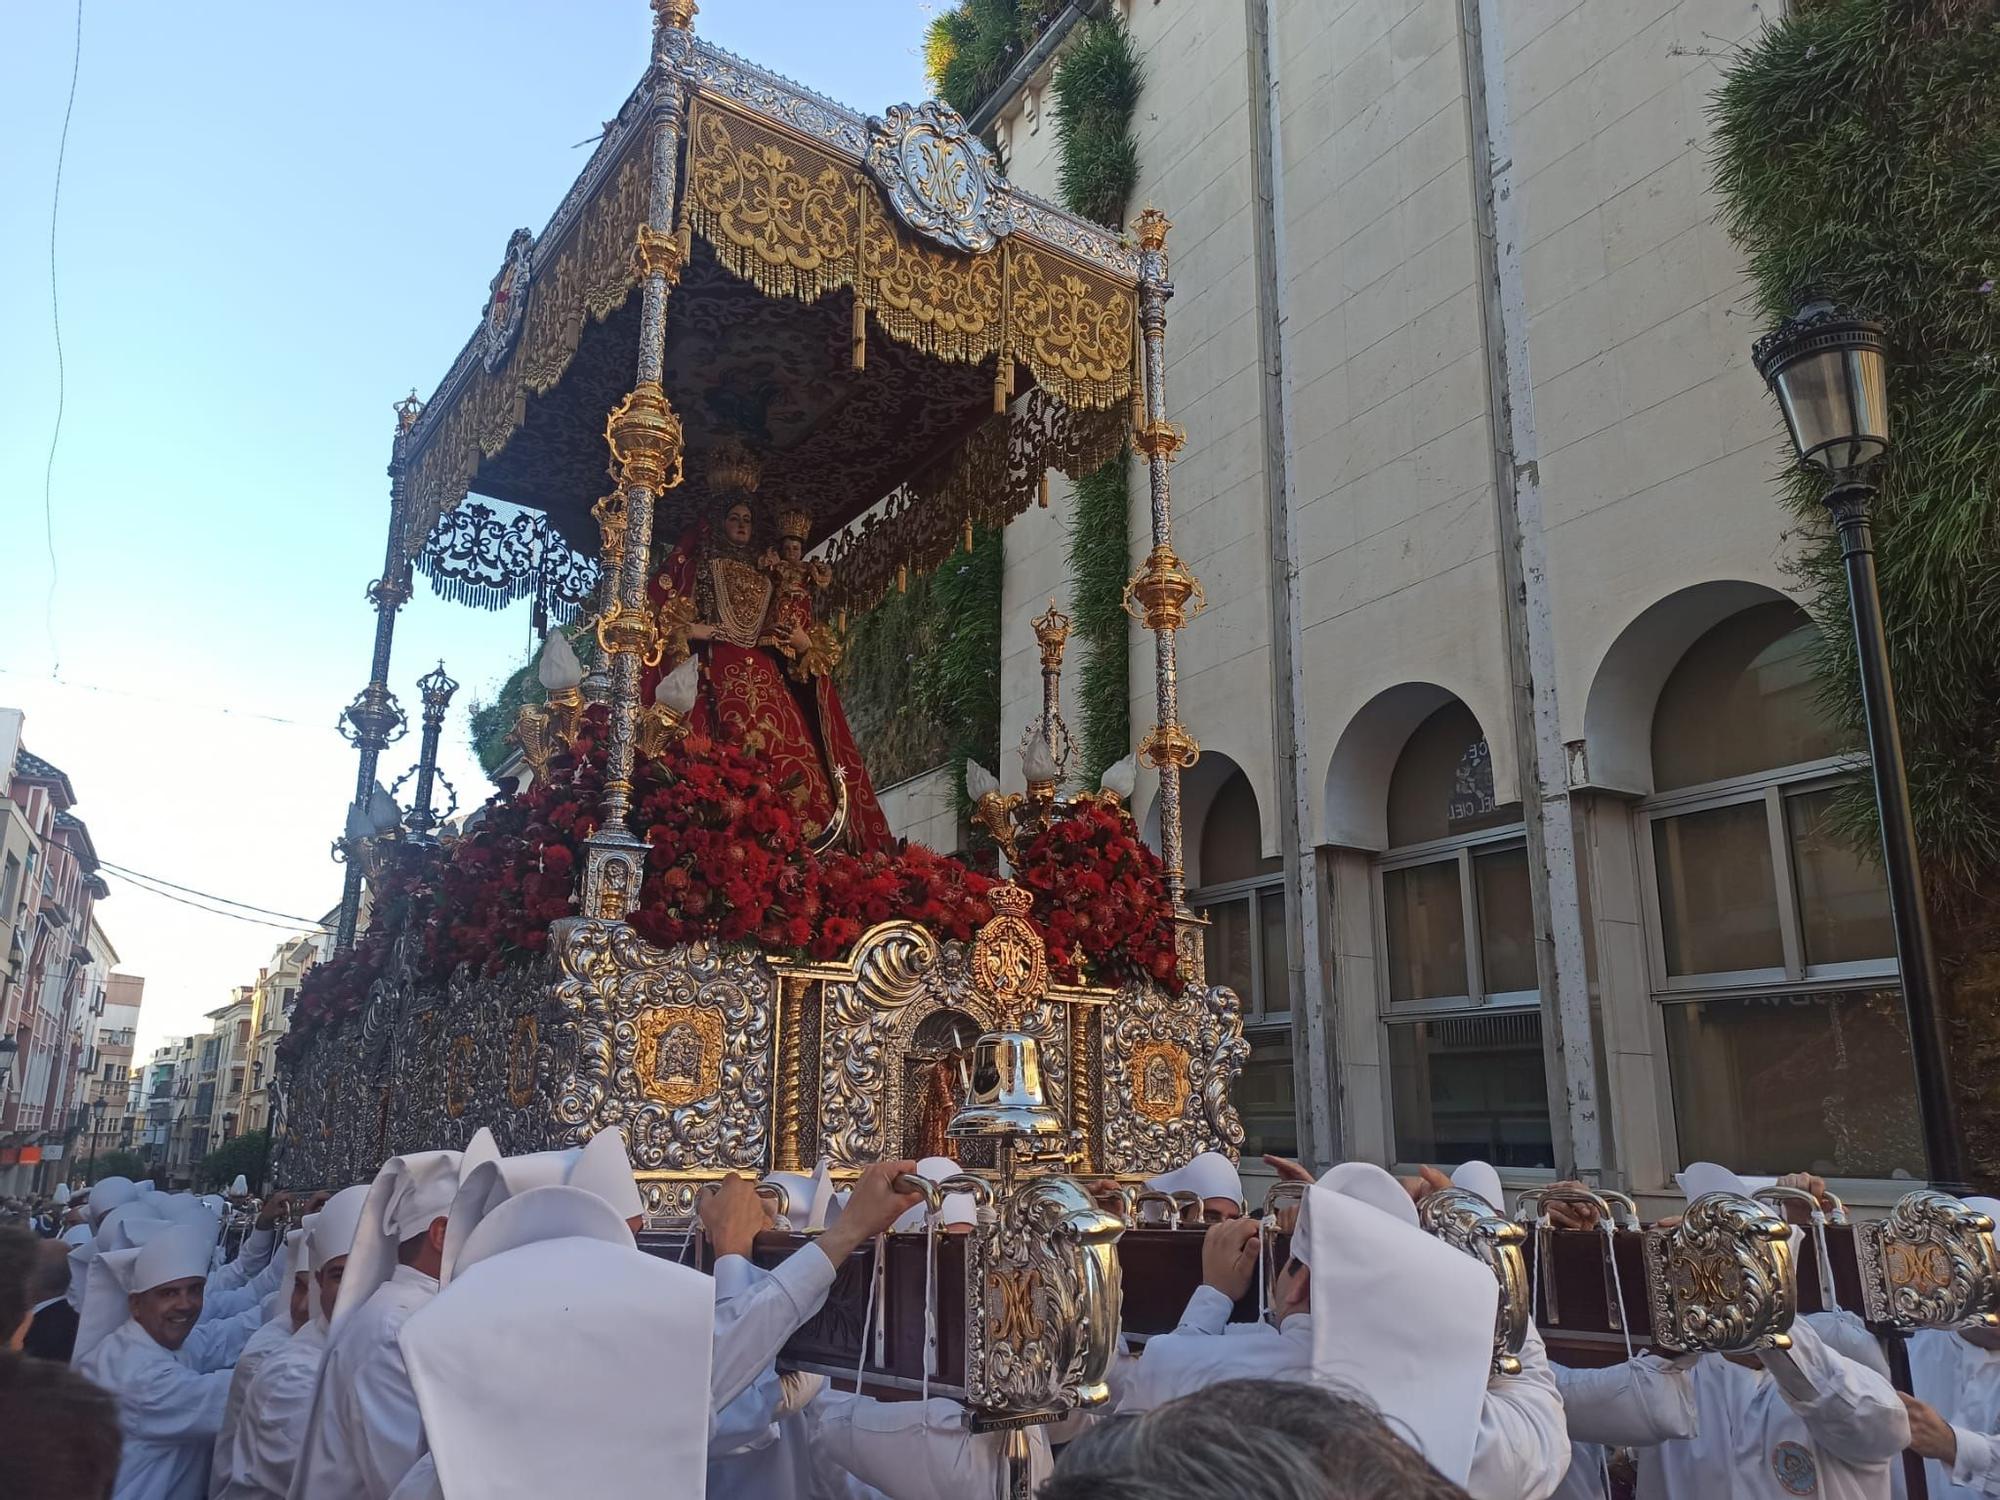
[1753,293,1964,1187]
[251,1059,272,1193]
[88,1096,106,1181]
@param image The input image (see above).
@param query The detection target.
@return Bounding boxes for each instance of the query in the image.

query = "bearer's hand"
[818,1160,924,1263]
[1902,1394,1958,1463]
[1086,1179,1128,1214]
[686,622,716,643]
[305,1190,333,1215]
[1777,1171,1835,1225]
[700,1173,774,1260]
[1201,1216,1262,1302]
[1544,1180,1602,1231]
[1399,1165,1452,1206]
[1260,1155,1314,1184]
[256,1192,291,1230]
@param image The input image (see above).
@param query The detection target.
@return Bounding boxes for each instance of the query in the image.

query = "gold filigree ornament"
[512,686,584,782]
[633,1003,725,1108]
[591,489,628,574]
[970,883,1050,1029]
[1138,722,1201,773]
[1131,419,1187,460]
[445,1036,475,1119]
[1133,206,1172,253]
[654,587,699,669]
[1121,544,1206,634]
[785,621,842,682]
[604,381,685,494]
[506,1014,539,1109]
[634,222,689,285]
[1031,598,1072,670]
[595,601,666,669]
[636,700,690,762]
[1128,1040,1191,1123]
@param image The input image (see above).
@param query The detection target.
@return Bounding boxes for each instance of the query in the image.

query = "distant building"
[0,709,111,1195]
[246,922,332,1138]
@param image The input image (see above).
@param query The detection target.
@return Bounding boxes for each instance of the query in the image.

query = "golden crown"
[705,436,762,496]
[775,508,812,544]
[985,882,1034,920]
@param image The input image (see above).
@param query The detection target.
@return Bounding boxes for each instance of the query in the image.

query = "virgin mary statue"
[642,445,892,852]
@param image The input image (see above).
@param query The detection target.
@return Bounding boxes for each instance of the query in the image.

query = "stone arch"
[1579,580,1805,796]
[1137,746,1275,882]
[1320,682,1495,851]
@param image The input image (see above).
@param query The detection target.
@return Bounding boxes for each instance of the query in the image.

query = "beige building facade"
[901,0,1918,1204]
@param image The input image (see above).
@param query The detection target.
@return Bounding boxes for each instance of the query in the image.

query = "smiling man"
[77,1221,270,1500]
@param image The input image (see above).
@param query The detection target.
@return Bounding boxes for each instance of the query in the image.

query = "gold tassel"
[898,564,908,594]
[1038,470,1050,508]
[994,357,1010,413]
[963,516,974,554]
[852,296,867,371]
[838,608,848,633]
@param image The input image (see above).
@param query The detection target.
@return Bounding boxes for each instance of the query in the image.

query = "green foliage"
[469,658,538,776]
[1051,17,1143,785]
[834,571,954,788]
[467,626,601,777]
[1050,17,1145,225]
[195,1131,271,1193]
[88,1149,146,1184]
[1069,459,1132,782]
[925,0,1028,119]
[913,526,1006,802]
[1712,0,2000,1178]
[1711,0,2000,904]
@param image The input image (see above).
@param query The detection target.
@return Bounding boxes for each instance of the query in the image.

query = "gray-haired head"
[1040,1379,1469,1500]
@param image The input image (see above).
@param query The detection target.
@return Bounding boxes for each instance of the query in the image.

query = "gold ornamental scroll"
[682,97,1135,413]
[401,147,653,564]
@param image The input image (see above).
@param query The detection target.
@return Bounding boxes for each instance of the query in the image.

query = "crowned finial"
[1134,206,1172,252]
[651,0,698,29]
[393,389,425,433]
[706,436,762,496]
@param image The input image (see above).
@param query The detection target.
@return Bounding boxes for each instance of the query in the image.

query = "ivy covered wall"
[1712,0,2000,1176]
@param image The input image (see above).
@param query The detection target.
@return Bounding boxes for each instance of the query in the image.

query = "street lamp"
[251,1059,271,1194]
[88,1096,107,1181]
[1752,292,1962,1187]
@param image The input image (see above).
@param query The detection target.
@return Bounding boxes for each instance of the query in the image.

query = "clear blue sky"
[0,2,933,1057]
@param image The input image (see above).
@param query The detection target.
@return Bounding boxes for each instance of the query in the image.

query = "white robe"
[1550,1354,1699,1499]
[80,1304,267,1500]
[288,1264,438,1500]
[810,1392,1051,1499]
[220,1321,328,1500]
[1908,1328,2000,1497]
[200,1242,288,1328]
[1557,1313,1907,1499]
[1119,1285,1572,1500]
[210,1312,302,1497]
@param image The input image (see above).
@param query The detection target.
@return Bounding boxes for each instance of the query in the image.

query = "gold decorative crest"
[506,1014,539,1109]
[970,884,1049,1028]
[1128,1041,1191,1122]
[634,1003,725,1108]
[444,1036,475,1119]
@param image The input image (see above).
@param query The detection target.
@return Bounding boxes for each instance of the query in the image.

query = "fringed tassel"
[1038,470,1050,509]
[993,354,1012,414]
[852,295,867,371]
[962,516,974,554]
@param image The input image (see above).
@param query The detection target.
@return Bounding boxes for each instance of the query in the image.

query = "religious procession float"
[274,1,2000,1482]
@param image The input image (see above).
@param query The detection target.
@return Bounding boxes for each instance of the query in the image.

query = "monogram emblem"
[478,227,534,373]
[864,101,1012,256]
[969,884,1048,1027]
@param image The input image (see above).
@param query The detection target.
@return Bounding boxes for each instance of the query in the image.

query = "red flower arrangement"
[1013,800,1181,988]
[284,709,1180,1051]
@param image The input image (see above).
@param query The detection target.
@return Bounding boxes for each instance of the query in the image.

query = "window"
[1642,603,1920,1177]
[1,853,19,914]
[1377,703,1552,1169]
[1193,769,1296,1159]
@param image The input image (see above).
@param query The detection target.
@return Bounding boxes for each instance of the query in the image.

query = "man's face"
[288,1271,310,1331]
[317,1255,348,1322]
[1202,1197,1242,1224]
[723,504,754,546]
[1272,1257,1310,1326]
[130,1276,204,1350]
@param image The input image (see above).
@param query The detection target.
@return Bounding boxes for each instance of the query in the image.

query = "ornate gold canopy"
[395,51,1140,618]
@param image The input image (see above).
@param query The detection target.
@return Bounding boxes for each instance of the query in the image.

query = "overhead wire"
[95,861,332,927]
[42,0,86,676]
[98,866,331,933]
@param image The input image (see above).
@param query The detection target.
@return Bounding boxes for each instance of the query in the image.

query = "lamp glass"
[1775,344,1889,474]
